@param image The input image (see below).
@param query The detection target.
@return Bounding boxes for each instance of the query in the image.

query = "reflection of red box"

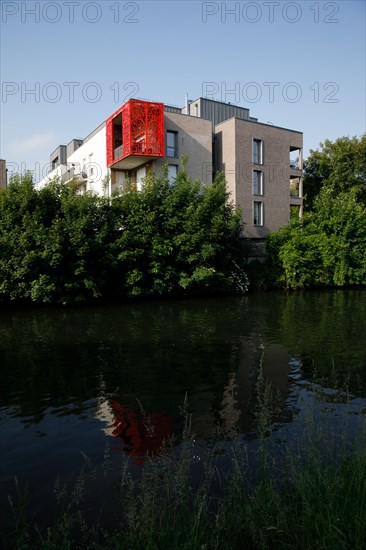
[106,99,165,168]
[109,400,172,464]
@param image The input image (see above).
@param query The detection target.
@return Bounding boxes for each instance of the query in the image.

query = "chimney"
[185,93,190,115]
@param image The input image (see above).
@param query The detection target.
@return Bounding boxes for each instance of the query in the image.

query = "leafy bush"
[0,169,249,304]
[267,135,366,289]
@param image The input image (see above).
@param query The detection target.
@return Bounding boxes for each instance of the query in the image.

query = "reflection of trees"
[1,290,365,430]
[275,290,366,393]
[0,300,243,424]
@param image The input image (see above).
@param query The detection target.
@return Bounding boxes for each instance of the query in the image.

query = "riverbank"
[4,393,366,550]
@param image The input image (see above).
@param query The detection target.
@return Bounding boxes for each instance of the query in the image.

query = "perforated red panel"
[106,118,114,166]
[106,99,165,168]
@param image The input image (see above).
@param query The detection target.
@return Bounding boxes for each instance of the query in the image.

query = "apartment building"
[37,97,303,239]
[215,116,303,238]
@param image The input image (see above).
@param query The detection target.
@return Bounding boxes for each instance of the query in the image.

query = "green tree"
[268,134,366,289]
[0,169,249,304]
[0,174,118,304]
[112,169,249,297]
[303,134,366,210]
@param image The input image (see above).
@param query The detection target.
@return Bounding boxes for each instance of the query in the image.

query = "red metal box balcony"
[106,99,165,170]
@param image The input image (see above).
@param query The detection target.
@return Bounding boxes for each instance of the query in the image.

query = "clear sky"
[1,0,365,182]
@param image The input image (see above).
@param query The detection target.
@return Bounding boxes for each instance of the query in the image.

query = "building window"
[253,170,263,195]
[167,131,178,158]
[290,176,301,197]
[253,139,263,164]
[168,164,178,184]
[253,201,264,226]
[290,146,301,169]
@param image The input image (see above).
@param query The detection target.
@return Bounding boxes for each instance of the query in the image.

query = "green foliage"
[303,134,366,210]
[113,170,249,297]
[0,170,249,304]
[268,135,366,289]
[0,174,117,304]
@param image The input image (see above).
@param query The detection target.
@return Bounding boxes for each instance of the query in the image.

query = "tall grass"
[3,384,366,550]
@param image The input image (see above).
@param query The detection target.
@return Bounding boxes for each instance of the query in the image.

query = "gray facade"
[182,97,257,126]
[66,139,84,159]
[154,111,213,184]
[215,117,303,238]
[50,145,67,170]
[0,159,7,189]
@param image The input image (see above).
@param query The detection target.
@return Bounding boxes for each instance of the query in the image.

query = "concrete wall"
[182,97,252,125]
[50,145,67,168]
[214,118,237,202]
[152,111,213,184]
[0,160,7,189]
[66,139,83,159]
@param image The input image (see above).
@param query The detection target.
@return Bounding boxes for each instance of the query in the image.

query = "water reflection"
[95,397,172,464]
[1,290,366,541]
[1,290,366,478]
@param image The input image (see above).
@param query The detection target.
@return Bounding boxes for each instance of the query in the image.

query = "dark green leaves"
[0,169,249,304]
[268,135,366,289]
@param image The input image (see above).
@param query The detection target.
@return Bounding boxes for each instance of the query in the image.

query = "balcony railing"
[114,145,123,159]
[61,170,88,185]
[106,100,165,168]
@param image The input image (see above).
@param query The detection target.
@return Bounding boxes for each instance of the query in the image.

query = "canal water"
[1,289,366,531]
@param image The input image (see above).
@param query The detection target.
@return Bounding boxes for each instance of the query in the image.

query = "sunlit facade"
[37,96,303,238]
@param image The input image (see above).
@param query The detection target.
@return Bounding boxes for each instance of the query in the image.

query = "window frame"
[253,139,263,165]
[166,130,178,158]
[253,170,264,196]
[253,201,264,226]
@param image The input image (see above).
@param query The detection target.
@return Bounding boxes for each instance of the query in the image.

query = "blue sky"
[1,0,365,182]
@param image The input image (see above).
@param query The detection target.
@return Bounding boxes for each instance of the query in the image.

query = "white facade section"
[36,126,109,195]
[68,126,108,195]
[36,164,65,188]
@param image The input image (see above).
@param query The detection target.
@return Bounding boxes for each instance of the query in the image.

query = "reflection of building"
[94,339,298,457]
[219,372,241,439]
[189,340,296,441]
[37,96,303,239]
[95,398,172,464]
